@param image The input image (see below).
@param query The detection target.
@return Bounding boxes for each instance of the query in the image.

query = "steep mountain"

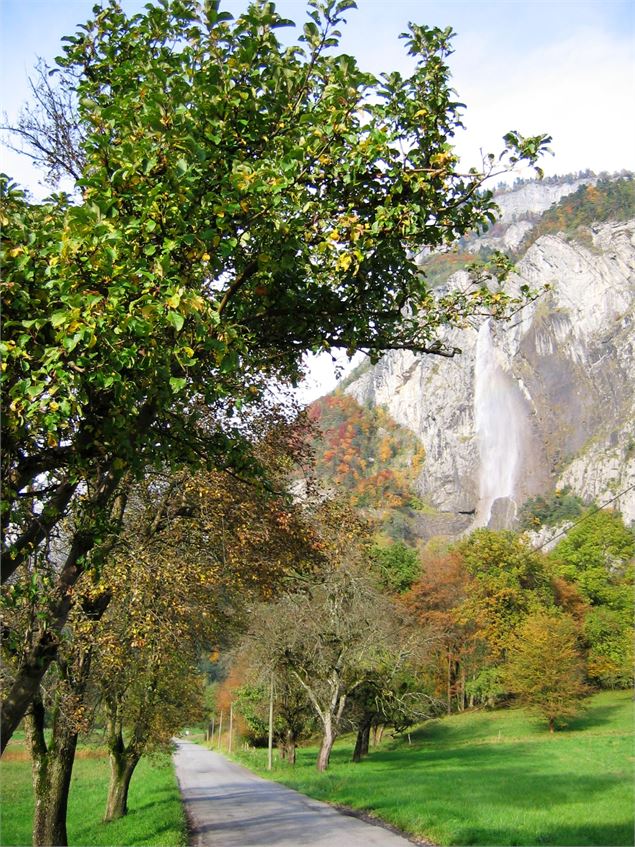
[322,175,635,540]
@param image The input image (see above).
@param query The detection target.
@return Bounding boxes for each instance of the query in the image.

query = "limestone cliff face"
[495,178,596,222]
[344,181,635,533]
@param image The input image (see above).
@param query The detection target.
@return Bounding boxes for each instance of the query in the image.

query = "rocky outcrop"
[344,182,635,535]
[495,178,596,223]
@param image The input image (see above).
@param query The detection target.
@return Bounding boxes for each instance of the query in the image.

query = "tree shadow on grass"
[565,702,625,732]
[450,821,633,847]
[326,742,633,843]
[92,799,183,847]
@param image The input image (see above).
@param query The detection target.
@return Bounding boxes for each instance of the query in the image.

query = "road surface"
[173,739,422,847]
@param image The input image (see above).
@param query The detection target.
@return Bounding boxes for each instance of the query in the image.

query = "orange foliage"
[308,392,424,509]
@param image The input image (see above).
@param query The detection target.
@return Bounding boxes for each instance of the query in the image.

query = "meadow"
[2,691,631,846]
[0,739,186,847]
[230,690,634,846]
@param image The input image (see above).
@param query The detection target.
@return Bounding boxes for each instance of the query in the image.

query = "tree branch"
[217,260,259,316]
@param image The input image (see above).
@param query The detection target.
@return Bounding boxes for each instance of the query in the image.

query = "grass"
[0,740,187,847]
[230,690,634,846]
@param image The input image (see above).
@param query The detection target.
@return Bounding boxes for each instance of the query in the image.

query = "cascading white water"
[473,320,523,526]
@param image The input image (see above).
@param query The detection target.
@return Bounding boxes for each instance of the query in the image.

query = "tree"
[550,509,634,607]
[23,598,105,847]
[1,415,319,843]
[457,530,555,663]
[550,510,634,689]
[91,453,322,821]
[370,541,421,594]
[95,560,206,822]
[244,562,407,771]
[583,606,634,689]
[503,611,587,732]
[404,550,478,712]
[232,676,316,764]
[1,0,549,750]
[347,665,437,762]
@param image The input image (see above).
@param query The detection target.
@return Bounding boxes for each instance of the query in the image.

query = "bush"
[518,487,585,530]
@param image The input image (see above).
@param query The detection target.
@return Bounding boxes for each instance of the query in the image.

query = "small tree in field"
[503,611,587,732]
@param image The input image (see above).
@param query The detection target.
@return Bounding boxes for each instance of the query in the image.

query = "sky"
[1,0,634,400]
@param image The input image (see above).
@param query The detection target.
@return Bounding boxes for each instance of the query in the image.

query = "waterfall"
[473,320,523,526]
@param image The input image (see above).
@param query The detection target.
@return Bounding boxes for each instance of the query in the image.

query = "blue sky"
[1,0,634,399]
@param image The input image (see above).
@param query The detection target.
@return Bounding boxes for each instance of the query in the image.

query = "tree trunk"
[549,717,555,734]
[361,721,370,756]
[104,750,140,821]
[286,741,297,765]
[459,665,466,712]
[279,729,297,765]
[32,740,78,847]
[26,697,78,847]
[352,717,371,763]
[1,455,131,754]
[447,650,452,715]
[316,716,335,772]
[2,629,61,755]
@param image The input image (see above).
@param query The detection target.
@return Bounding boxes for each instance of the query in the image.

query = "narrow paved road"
[173,739,419,847]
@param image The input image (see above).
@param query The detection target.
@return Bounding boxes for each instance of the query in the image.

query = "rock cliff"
[344,177,635,535]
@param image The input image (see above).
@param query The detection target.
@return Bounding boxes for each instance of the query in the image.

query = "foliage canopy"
[2,0,548,546]
[1,0,548,753]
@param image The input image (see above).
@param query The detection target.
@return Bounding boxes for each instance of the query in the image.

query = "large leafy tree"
[549,509,634,608]
[549,509,634,689]
[457,530,555,662]
[0,0,548,751]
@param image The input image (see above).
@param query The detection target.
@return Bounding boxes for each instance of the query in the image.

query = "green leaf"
[167,311,185,332]
[50,311,67,328]
[169,376,187,393]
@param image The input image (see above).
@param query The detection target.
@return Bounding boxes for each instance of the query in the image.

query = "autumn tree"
[95,555,206,822]
[457,530,555,663]
[403,550,482,712]
[1,0,549,750]
[503,611,587,732]
[94,453,322,821]
[243,561,410,771]
[2,411,318,841]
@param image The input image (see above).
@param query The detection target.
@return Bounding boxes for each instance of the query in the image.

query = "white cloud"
[296,351,365,406]
[451,26,635,176]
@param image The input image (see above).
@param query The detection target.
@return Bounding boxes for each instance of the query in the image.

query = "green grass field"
[231,690,634,846]
[0,742,187,847]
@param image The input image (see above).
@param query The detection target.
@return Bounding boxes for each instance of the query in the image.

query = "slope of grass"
[0,745,187,847]
[232,690,634,846]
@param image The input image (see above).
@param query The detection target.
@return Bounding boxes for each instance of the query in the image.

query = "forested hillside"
[306,393,427,541]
